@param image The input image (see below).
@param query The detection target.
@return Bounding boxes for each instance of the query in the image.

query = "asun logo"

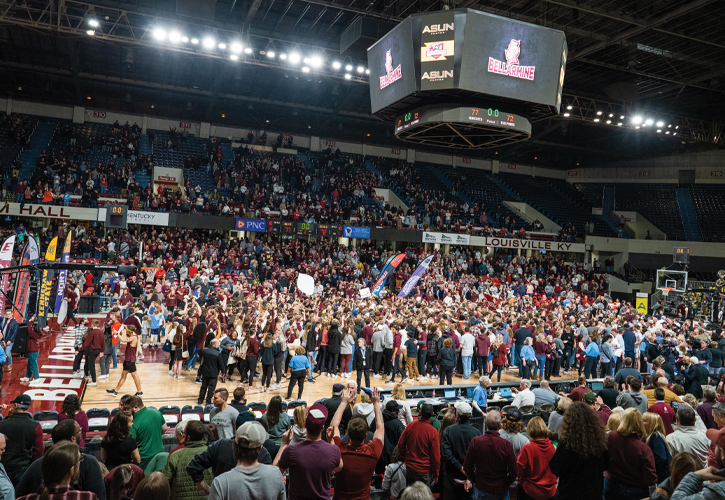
[421,40,454,62]
[488,39,536,81]
[422,70,453,81]
[422,23,453,34]
[380,49,402,90]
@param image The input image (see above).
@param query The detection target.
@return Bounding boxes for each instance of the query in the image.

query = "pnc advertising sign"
[235,218,267,232]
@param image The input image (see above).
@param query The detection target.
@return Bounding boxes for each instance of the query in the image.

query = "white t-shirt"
[461,333,475,356]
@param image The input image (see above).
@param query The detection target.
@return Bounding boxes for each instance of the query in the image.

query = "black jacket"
[321,395,352,434]
[199,347,225,378]
[375,409,406,474]
[186,438,272,483]
[327,325,342,354]
[0,413,42,477]
[437,346,456,367]
[306,328,319,353]
[16,449,106,500]
[441,421,481,478]
[353,346,373,371]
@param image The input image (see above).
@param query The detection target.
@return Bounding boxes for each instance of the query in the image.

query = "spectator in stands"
[260,396,291,450]
[209,388,239,440]
[666,405,710,468]
[614,357,641,389]
[127,396,167,471]
[0,395,43,486]
[320,383,352,435]
[58,394,89,448]
[647,387,676,435]
[511,378,535,407]
[532,380,559,406]
[463,410,516,499]
[697,385,718,429]
[376,400,405,475]
[104,464,144,500]
[198,339,224,405]
[440,402,480,499]
[162,420,212,500]
[15,441,97,500]
[516,416,556,500]
[134,472,170,500]
[101,410,140,468]
[16,420,105,500]
[641,412,672,484]
[170,421,189,455]
[330,387,384,500]
[604,408,657,500]
[547,395,571,435]
[0,433,12,500]
[616,377,648,414]
[397,402,440,487]
[0,309,18,373]
[273,404,342,500]
[499,408,530,457]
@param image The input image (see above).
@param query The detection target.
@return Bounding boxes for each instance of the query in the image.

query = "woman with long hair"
[489,334,508,382]
[170,323,186,379]
[326,321,342,377]
[391,383,413,426]
[604,408,657,500]
[642,412,673,484]
[651,452,699,500]
[317,321,330,376]
[517,416,557,500]
[290,405,307,444]
[549,401,609,500]
[260,396,291,447]
[133,472,170,500]
[104,464,143,500]
[184,317,199,370]
[220,327,240,384]
[16,442,96,500]
[58,394,89,448]
[100,411,140,468]
[259,333,277,393]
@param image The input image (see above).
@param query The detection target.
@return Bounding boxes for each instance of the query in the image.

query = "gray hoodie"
[353,402,375,427]
[291,425,307,444]
[616,390,649,414]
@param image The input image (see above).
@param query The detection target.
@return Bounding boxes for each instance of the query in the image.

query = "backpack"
[427,336,438,357]
[491,346,499,358]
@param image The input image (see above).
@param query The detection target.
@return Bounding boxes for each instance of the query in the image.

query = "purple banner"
[53,233,72,314]
[398,255,434,298]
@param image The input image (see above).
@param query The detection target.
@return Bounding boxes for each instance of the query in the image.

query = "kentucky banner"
[53,233,72,314]
[398,255,434,298]
[372,253,406,297]
[0,235,15,312]
[38,237,58,328]
[13,237,39,322]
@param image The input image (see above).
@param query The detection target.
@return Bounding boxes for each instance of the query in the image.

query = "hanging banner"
[53,233,72,315]
[13,237,39,322]
[38,237,58,328]
[635,292,649,315]
[0,236,15,312]
[398,255,434,298]
[422,232,470,245]
[372,253,406,297]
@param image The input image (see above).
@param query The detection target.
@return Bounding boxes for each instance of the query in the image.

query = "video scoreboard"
[263,220,344,237]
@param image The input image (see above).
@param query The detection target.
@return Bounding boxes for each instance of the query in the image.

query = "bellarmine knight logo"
[380,49,402,89]
[505,39,520,65]
[488,38,535,81]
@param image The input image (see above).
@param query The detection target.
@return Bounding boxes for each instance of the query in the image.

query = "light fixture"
[218,43,227,49]
[289,52,301,64]
[230,54,238,61]
[606,120,611,124]
[673,132,677,136]
[202,37,215,49]
[221,114,225,118]
[244,47,253,54]
[620,115,625,119]
[675,125,679,129]
[308,125,311,129]
[632,116,643,125]
[86,29,95,36]
[645,118,654,125]
[594,118,600,122]
[367,134,370,137]
[668,124,672,128]
[617,122,622,126]
[657,129,662,133]
[666,131,670,134]
[596,110,602,115]
[656,120,664,127]
[302,66,310,73]
[168,31,181,43]
[191,38,199,44]
[608,113,613,117]
[345,64,353,71]
[280,53,288,60]
[332,61,341,70]
[230,42,242,53]
[566,105,572,110]
[267,51,275,58]
[266,120,269,123]
[365,69,369,75]
[303,57,311,64]
[181,36,189,43]
[86,96,91,100]
[563,113,570,117]
[152,28,166,41]
[642,123,647,127]
[151,105,155,108]
[635,125,640,129]
[311,56,322,68]
[357,66,365,73]
[344,73,351,79]
[17,87,21,90]
[88,19,99,27]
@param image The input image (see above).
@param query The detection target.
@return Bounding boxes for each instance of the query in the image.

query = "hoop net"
[141,267,160,283]
[659,287,672,297]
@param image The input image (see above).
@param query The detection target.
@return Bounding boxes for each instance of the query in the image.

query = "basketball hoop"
[659,287,672,297]
[141,267,160,283]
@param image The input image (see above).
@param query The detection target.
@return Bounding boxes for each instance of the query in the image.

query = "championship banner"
[13,237,39,322]
[372,253,406,297]
[38,237,58,328]
[0,235,15,312]
[398,255,434,298]
[53,233,72,314]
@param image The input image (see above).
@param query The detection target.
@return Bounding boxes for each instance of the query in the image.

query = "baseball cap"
[419,403,434,418]
[235,422,267,448]
[454,401,473,416]
[506,407,522,422]
[385,400,401,412]
[583,392,598,404]
[707,427,725,449]
[332,383,345,395]
[306,403,328,433]
[11,394,31,408]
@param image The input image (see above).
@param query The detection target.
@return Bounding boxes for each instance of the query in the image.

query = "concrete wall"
[374,188,408,212]
[612,211,667,240]
[504,201,560,232]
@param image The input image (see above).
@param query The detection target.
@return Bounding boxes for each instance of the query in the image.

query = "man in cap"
[205,422,285,500]
[274,403,343,500]
[376,399,405,474]
[397,402,440,486]
[0,395,43,486]
[320,383,352,435]
[441,402,481,500]
[583,391,613,427]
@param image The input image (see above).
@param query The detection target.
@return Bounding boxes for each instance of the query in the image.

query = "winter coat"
[162,441,213,500]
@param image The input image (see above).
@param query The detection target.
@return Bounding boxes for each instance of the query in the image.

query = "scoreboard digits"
[105,204,128,229]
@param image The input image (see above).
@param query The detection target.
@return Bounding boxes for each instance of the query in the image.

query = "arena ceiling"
[0,0,723,167]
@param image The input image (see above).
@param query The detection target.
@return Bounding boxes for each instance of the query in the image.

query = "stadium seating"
[87,408,112,432]
[181,404,205,422]
[690,184,725,242]
[612,183,686,240]
[34,410,59,433]
[159,405,181,427]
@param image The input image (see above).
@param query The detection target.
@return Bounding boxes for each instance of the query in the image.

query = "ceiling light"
[230,42,242,53]
[666,131,670,134]
[311,56,322,68]
[596,110,602,115]
[168,31,181,43]
[88,19,99,28]
[303,57,311,64]
[635,125,640,129]
[566,105,572,110]
[267,51,275,58]
[673,132,677,136]
[308,125,311,129]
[645,118,654,125]
[642,123,647,127]
[344,73,351,79]
[266,120,269,123]
[365,69,369,75]
[202,37,215,49]
[244,47,253,54]
[606,120,611,124]
[563,113,570,117]
[151,105,155,109]
[345,64,353,71]
[152,28,166,41]
[86,96,91,100]
[632,116,642,125]
[656,120,664,127]
[608,113,613,117]
[280,53,287,60]
[17,87,21,90]
[191,38,199,44]
[181,36,189,43]
[86,29,95,36]
[668,124,672,128]
[676,125,679,129]
[230,54,238,61]
[289,52,301,64]
[357,66,365,73]
[221,114,225,118]
[218,43,227,49]
[332,61,341,70]
[617,122,622,126]
[593,118,600,122]
[302,66,310,73]
[657,129,662,133]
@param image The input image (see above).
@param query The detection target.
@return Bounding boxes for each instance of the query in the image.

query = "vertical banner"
[0,236,15,312]
[635,292,649,315]
[12,237,39,322]
[372,253,406,297]
[53,233,72,314]
[398,255,434,298]
[420,10,456,91]
[38,237,58,328]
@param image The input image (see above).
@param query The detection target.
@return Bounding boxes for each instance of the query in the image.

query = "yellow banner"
[38,237,58,325]
[635,293,649,315]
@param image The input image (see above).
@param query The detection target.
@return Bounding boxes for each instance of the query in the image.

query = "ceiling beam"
[637,67,725,100]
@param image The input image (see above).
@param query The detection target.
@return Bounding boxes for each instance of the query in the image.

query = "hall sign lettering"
[0,203,98,221]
